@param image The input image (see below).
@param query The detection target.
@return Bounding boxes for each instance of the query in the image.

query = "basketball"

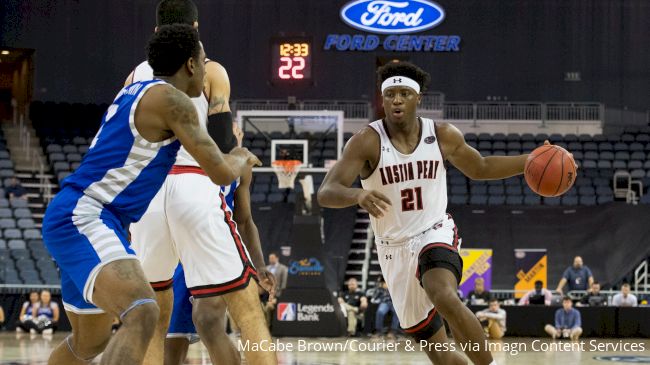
[524,145,577,197]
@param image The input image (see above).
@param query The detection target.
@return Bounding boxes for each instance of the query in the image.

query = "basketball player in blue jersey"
[126,2,277,365]
[42,25,260,365]
[318,61,535,365]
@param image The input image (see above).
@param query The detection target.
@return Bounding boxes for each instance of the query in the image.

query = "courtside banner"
[458,249,492,297]
[514,249,548,299]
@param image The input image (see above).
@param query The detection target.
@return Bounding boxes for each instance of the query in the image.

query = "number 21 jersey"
[360,118,447,242]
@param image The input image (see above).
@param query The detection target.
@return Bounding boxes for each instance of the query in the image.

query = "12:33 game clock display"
[271,38,312,81]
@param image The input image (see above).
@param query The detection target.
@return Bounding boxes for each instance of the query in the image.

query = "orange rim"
[272,160,302,173]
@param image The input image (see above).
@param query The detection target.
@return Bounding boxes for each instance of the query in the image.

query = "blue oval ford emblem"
[340,0,446,34]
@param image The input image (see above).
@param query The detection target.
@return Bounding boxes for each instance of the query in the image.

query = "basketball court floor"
[1,333,649,364]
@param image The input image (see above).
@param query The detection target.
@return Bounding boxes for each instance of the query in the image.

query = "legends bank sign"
[325,0,461,52]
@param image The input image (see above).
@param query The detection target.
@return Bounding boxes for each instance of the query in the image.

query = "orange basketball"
[524,145,577,197]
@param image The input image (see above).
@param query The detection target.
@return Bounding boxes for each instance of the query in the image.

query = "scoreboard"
[271,37,312,82]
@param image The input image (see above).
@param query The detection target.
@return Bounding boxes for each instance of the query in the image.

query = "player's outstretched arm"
[233,167,277,295]
[161,86,261,184]
[204,62,237,152]
[317,128,391,218]
[438,122,528,180]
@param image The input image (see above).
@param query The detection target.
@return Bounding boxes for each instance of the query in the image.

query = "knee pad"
[66,335,101,363]
[119,298,157,322]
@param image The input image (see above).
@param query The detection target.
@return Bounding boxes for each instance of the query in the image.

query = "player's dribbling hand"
[257,267,277,296]
[357,190,391,218]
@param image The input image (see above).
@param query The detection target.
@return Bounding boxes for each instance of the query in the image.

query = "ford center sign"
[326,0,460,52]
[340,0,445,34]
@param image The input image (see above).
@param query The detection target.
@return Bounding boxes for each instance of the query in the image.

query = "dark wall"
[2,0,649,110]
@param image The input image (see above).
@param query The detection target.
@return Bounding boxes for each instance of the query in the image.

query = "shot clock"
[271,38,312,81]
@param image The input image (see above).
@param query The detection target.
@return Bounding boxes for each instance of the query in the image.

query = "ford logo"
[340,0,445,34]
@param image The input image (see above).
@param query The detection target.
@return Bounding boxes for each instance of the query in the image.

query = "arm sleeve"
[518,291,531,306]
[612,294,621,306]
[562,268,571,280]
[206,112,237,153]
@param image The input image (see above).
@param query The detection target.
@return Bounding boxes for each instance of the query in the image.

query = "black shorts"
[417,246,464,286]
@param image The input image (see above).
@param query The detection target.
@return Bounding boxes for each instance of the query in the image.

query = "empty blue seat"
[561,196,578,205]
[67,153,82,162]
[614,142,628,151]
[535,134,549,143]
[598,142,613,152]
[596,186,612,195]
[621,134,635,142]
[450,195,467,205]
[583,142,598,151]
[615,151,630,160]
[524,195,542,205]
[469,195,488,205]
[464,133,478,142]
[597,161,612,169]
[492,141,506,150]
[579,196,596,206]
[450,186,467,195]
[506,186,522,195]
[582,161,597,169]
[522,142,537,152]
[488,195,505,205]
[631,169,645,179]
[584,151,599,160]
[567,142,582,152]
[50,153,65,162]
[597,195,614,204]
[23,229,41,240]
[593,135,607,142]
[612,160,626,169]
[578,186,595,196]
[506,195,523,205]
[62,145,77,154]
[471,186,487,195]
[267,193,284,203]
[629,161,643,170]
[488,186,504,195]
[599,151,614,161]
[10,199,27,208]
[4,228,21,239]
[630,142,644,152]
[521,133,535,142]
[630,151,645,160]
[0,208,11,218]
[478,141,492,150]
[17,219,35,229]
[636,134,650,143]
[506,133,520,142]
[544,197,561,206]
[46,144,62,153]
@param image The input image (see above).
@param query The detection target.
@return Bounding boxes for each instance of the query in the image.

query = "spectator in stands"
[612,283,638,307]
[371,276,399,340]
[338,278,368,336]
[5,177,27,200]
[34,290,59,335]
[556,256,594,294]
[0,305,4,330]
[475,298,506,339]
[545,297,582,340]
[266,252,288,297]
[467,277,491,305]
[519,280,553,306]
[15,291,39,333]
[578,282,607,307]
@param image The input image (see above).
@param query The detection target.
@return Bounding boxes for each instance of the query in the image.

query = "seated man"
[545,297,582,340]
[371,277,399,340]
[467,277,491,305]
[475,298,506,339]
[337,278,367,336]
[612,283,638,307]
[518,280,552,306]
[578,282,607,307]
[6,177,27,200]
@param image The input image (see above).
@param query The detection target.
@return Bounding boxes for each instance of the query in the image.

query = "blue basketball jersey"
[221,179,240,211]
[61,80,181,224]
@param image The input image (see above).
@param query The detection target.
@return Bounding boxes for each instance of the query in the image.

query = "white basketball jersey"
[131,60,209,167]
[361,118,447,242]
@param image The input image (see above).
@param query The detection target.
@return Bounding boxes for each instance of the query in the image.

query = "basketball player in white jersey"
[318,61,531,365]
[125,2,276,365]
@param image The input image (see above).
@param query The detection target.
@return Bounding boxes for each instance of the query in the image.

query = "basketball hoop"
[272,160,302,189]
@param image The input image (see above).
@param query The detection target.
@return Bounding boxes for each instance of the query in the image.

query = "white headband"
[381,76,421,94]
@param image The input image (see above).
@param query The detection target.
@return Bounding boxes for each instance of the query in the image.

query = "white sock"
[489,362,497,365]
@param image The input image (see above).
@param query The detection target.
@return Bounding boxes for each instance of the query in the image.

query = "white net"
[272,160,302,189]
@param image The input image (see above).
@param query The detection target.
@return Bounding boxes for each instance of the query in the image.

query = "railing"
[0,284,61,294]
[635,260,649,292]
[443,102,603,123]
[419,92,445,110]
[232,99,371,119]
[488,289,650,305]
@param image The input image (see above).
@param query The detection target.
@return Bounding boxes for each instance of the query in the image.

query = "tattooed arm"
[162,86,260,184]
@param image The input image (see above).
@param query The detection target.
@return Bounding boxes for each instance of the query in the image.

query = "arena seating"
[28,101,650,206]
